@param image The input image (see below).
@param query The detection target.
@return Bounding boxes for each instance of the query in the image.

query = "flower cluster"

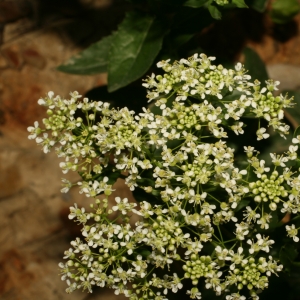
[28,53,300,300]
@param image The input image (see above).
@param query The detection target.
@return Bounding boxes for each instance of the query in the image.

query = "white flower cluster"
[28,53,300,300]
[144,53,291,139]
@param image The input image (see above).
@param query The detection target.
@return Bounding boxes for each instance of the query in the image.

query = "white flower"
[235,222,249,240]
[257,213,272,229]
[248,234,274,253]
[266,79,280,91]
[292,135,300,144]
[243,206,260,223]
[200,202,216,215]
[215,246,231,261]
[286,224,299,242]
[187,287,202,299]
[270,153,288,167]
[231,122,244,135]
[226,293,246,300]
[235,62,242,71]
[157,59,170,68]
[253,159,270,178]
[256,127,269,140]
[68,203,85,220]
[27,121,41,139]
[61,178,73,193]
[112,197,136,215]
[35,132,55,153]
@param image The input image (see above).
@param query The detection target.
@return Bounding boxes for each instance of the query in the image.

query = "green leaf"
[139,249,151,258]
[131,186,158,204]
[85,85,147,112]
[232,0,248,8]
[243,47,269,86]
[294,125,300,138]
[235,199,250,212]
[172,6,213,34]
[270,0,300,24]
[259,128,292,164]
[172,33,195,47]
[280,243,298,268]
[93,168,121,185]
[250,0,269,12]
[150,95,174,115]
[208,4,222,19]
[183,0,210,8]
[57,35,112,75]
[268,211,279,230]
[108,12,168,92]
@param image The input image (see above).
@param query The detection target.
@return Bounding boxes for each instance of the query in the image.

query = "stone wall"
[1,2,300,299]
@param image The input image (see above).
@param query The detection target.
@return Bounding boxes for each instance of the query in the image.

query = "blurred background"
[1,0,300,299]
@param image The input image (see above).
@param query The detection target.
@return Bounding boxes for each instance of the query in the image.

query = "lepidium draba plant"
[28,53,300,300]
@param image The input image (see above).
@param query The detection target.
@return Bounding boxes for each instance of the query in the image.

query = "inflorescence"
[28,53,300,300]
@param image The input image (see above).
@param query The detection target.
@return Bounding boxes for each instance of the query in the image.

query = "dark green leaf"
[232,0,248,8]
[136,177,156,187]
[172,7,213,34]
[106,170,121,185]
[150,96,174,115]
[235,199,250,212]
[208,4,222,19]
[85,85,147,112]
[132,186,158,204]
[250,0,269,12]
[259,129,292,164]
[108,12,168,92]
[93,169,121,185]
[243,47,269,86]
[280,243,298,268]
[183,0,210,8]
[139,249,151,258]
[222,89,244,101]
[291,261,300,267]
[268,211,279,230]
[294,125,300,138]
[270,0,300,24]
[172,33,195,47]
[57,35,112,75]
[168,7,212,50]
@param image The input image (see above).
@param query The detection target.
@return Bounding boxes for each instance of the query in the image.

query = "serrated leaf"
[107,12,167,92]
[232,0,248,8]
[208,4,222,19]
[183,0,210,8]
[250,0,269,12]
[270,0,300,24]
[57,35,112,75]
[243,47,269,86]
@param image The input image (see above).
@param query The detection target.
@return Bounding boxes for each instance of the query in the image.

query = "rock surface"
[1,2,300,300]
